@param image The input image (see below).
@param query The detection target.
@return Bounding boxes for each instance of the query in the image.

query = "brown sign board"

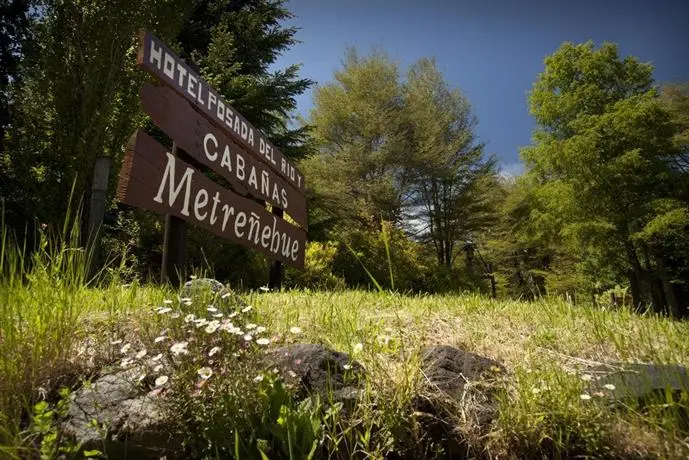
[140,83,308,230]
[137,31,305,194]
[117,130,306,268]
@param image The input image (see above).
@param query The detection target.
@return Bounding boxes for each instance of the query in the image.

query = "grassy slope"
[251,291,689,457]
[2,264,689,458]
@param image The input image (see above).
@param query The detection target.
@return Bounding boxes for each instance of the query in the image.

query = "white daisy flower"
[246,323,257,330]
[163,299,173,304]
[243,334,253,342]
[256,326,266,333]
[580,393,592,400]
[135,349,147,359]
[157,307,172,314]
[155,375,169,386]
[154,336,167,343]
[184,314,196,323]
[604,383,616,390]
[241,305,253,313]
[221,292,231,299]
[120,343,132,354]
[228,312,238,318]
[205,321,220,334]
[197,367,213,380]
[253,374,264,383]
[343,364,352,371]
[207,306,218,312]
[170,341,189,355]
[209,346,221,357]
[213,313,224,318]
[152,353,163,361]
[154,364,164,372]
[289,326,302,335]
[256,338,270,346]
[352,343,363,354]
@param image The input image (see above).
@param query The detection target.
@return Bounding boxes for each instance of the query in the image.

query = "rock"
[61,368,178,459]
[266,344,364,403]
[179,278,248,312]
[420,345,505,398]
[414,346,505,458]
[592,363,689,403]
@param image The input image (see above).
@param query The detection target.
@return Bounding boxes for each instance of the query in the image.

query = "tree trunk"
[641,245,666,314]
[655,253,681,318]
[626,243,644,312]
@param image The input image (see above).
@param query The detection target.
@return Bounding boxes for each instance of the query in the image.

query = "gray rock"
[266,344,364,402]
[414,346,505,458]
[592,363,689,403]
[61,368,178,459]
[179,278,248,313]
[420,345,505,397]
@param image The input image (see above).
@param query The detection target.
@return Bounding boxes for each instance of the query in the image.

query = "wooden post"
[87,155,111,278]
[268,207,284,290]
[161,143,187,286]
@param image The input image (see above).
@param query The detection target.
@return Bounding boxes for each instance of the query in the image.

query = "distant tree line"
[1,1,687,315]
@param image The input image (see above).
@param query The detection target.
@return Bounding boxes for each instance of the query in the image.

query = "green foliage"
[27,388,83,460]
[403,58,497,268]
[521,41,689,314]
[333,220,430,291]
[306,49,407,231]
[305,50,497,290]
[4,0,190,229]
[179,0,314,160]
[285,241,346,290]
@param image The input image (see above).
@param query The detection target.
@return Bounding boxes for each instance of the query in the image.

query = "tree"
[178,0,314,161]
[403,58,496,268]
[0,0,32,154]
[306,49,408,235]
[522,41,689,315]
[4,0,189,229]
[0,0,34,234]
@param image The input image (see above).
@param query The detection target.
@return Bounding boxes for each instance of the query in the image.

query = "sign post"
[115,31,308,282]
[160,143,187,285]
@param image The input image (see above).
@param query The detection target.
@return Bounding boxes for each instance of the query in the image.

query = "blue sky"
[273,0,689,175]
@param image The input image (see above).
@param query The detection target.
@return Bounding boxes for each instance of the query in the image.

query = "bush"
[285,241,346,290]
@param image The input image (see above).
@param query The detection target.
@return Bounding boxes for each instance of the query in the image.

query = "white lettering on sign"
[198,131,290,209]
[142,32,305,193]
[150,151,301,263]
[153,151,194,216]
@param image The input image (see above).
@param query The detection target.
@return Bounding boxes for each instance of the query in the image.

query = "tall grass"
[1,207,688,457]
[0,211,171,457]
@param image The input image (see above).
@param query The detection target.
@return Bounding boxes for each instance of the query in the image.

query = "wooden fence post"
[87,155,111,278]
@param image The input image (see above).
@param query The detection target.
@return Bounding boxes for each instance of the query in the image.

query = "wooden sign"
[140,83,308,230]
[137,31,305,194]
[117,130,306,268]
